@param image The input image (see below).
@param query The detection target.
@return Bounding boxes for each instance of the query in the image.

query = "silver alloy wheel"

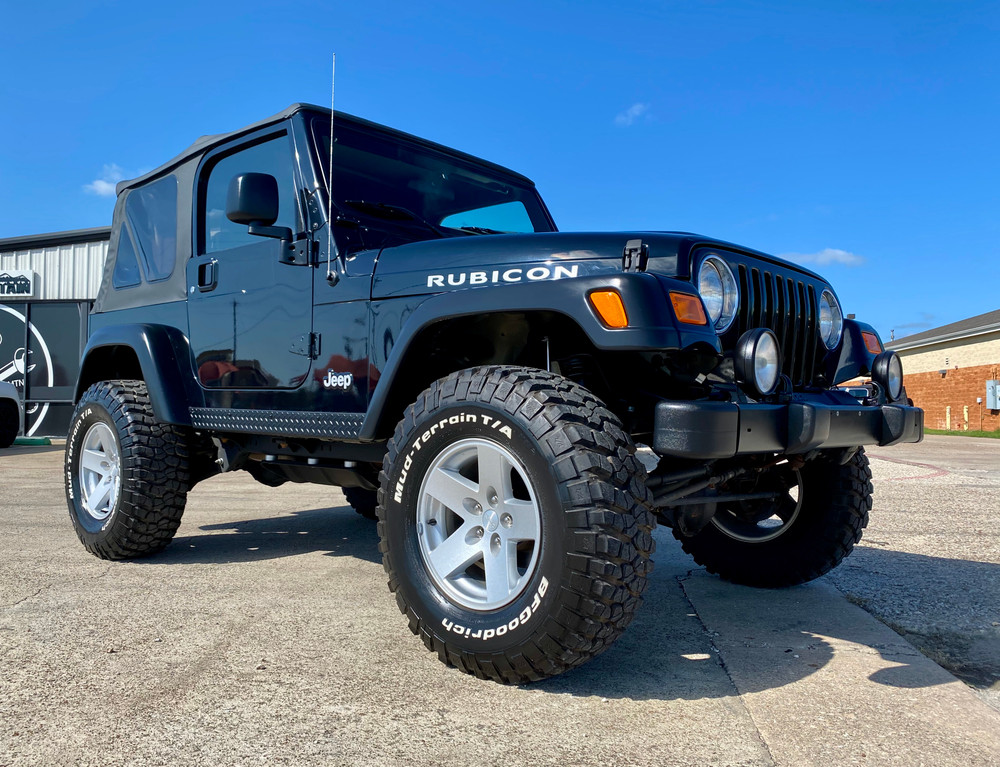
[710,469,803,543]
[416,437,542,611]
[78,422,122,521]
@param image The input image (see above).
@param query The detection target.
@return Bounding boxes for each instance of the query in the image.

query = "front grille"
[730,262,823,387]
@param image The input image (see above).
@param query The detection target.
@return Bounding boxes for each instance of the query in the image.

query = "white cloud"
[896,312,936,330]
[83,164,126,197]
[615,102,650,126]
[779,248,865,267]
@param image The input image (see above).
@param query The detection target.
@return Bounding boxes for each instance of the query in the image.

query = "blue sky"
[1,0,997,341]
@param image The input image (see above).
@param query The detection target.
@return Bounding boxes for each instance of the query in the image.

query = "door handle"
[197,259,218,292]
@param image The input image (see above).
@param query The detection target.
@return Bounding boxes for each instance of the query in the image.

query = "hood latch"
[622,239,649,272]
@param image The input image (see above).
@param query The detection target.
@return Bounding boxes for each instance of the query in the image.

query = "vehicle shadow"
[538,539,1000,701]
[828,546,1000,691]
[139,510,998,702]
[143,506,382,565]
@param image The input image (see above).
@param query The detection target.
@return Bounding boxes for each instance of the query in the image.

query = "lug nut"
[500,513,513,528]
[488,491,499,507]
[473,526,484,539]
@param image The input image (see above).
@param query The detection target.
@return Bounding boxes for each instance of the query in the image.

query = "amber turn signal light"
[862,331,882,355]
[669,292,708,325]
[588,290,628,329]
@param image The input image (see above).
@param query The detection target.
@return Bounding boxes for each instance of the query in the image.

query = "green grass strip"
[924,428,1000,439]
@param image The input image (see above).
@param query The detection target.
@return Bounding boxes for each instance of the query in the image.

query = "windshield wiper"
[343,200,446,237]
[458,226,507,235]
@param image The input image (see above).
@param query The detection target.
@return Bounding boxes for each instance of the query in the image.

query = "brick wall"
[904,363,1000,432]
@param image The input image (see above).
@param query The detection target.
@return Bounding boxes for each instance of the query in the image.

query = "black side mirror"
[226,173,292,243]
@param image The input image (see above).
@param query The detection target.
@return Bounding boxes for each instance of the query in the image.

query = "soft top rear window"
[125,174,178,282]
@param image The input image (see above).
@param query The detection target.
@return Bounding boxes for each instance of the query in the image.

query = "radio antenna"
[326,53,340,286]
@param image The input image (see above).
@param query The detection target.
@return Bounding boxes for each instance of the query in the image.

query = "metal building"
[0,227,110,437]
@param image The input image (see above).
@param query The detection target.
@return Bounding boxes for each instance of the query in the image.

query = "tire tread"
[377,366,655,683]
[66,380,190,560]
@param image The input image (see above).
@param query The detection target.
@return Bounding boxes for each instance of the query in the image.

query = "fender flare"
[75,324,203,426]
[829,319,883,385]
[359,272,720,440]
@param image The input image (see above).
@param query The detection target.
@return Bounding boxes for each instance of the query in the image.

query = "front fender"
[359,272,720,440]
[76,324,203,426]
[828,319,884,385]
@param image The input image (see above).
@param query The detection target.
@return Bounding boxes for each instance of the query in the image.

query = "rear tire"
[344,487,378,520]
[0,401,18,448]
[65,380,191,560]
[378,366,655,683]
[675,449,872,587]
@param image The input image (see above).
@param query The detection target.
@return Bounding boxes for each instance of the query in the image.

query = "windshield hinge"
[281,237,314,267]
[622,239,649,272]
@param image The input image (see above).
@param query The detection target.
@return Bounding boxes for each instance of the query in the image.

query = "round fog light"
[735,329,782,396]
[872,351,904,401]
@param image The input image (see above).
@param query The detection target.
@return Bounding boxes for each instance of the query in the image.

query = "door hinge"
[622,239,649,272]
[290,332,321,360]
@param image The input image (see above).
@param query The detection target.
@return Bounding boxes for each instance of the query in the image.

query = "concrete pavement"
[1,437,998,766]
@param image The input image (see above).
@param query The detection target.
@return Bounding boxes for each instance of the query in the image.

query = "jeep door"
[186,129,313,396]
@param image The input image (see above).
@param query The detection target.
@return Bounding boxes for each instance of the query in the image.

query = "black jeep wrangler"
[66,104,922,683]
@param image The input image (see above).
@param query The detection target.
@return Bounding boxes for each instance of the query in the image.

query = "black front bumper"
[653,399,924,459]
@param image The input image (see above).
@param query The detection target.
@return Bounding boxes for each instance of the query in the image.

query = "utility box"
[987,380,1000,410]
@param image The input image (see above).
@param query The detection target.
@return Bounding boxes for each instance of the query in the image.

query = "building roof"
[889,308,1000,351]
[0,227,111,252]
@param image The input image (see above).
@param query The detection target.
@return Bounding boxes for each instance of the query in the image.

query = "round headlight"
[735,328,782,397]
[872,351,904,401]
[698,255,739,333]
[819,289,844,349]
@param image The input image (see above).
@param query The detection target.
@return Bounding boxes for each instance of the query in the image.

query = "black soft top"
[116,103,534,195]
[96,104,537,315]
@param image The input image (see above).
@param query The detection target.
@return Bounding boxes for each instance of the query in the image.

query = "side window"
[125,175,178,281]
[202,134,298,254]
[112,225,142,289]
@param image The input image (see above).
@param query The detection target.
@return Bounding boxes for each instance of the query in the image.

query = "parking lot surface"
[2,436,998,766]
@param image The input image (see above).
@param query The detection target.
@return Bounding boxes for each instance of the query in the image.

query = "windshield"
[311,118,555,252]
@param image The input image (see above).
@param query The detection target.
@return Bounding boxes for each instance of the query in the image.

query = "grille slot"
[735,263,821,387]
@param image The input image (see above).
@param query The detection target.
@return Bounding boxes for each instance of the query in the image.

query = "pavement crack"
[3,587,45,610]
[94,564,114,580]
[676,572,779,767]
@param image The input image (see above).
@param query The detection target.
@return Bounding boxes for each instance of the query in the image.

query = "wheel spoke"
[427,526,482,580]
[774,497,798,523]
[81,447,106,474]
[483,540,517,603]
[477,444,513,501]
[424,467,479,519]
[88,476,114,514]
[504,499,539,541]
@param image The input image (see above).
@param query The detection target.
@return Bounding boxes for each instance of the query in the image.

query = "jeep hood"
[370,231,824,300]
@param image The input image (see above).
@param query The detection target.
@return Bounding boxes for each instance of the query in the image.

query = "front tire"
[65,380,191,560]
[378,366,655,684]
[675,449,873,587]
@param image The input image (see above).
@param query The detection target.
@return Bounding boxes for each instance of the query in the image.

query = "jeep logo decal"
[427,263,579,288]
[323,370,354,390]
